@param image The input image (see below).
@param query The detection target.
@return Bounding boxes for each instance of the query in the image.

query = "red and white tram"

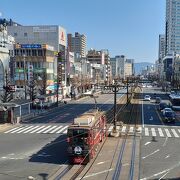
[67,109,107,164]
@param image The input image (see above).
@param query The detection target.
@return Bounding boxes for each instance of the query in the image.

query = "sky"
[0,0,165,63]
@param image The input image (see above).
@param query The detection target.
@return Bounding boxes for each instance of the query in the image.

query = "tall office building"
[159,34,166,60]
[165,0,180,55]
[67,32,86,58]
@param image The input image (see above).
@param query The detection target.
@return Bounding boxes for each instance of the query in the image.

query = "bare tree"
[38,71,47,95]
[27,78,37,101]
[1,70,13,103]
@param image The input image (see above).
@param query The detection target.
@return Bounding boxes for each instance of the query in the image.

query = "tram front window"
[68,129,88,145]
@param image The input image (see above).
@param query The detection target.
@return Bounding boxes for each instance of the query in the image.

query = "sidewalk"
[0,90,102,130]
[0,123,17,133]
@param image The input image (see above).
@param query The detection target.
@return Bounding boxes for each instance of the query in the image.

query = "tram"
[67,109,107,164]
[169,94,180,110]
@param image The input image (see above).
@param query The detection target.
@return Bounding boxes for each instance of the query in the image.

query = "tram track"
[103,88,140,180]
[49,92,129,180]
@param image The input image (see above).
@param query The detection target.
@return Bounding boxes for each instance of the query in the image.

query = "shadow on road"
[29,134,68,165]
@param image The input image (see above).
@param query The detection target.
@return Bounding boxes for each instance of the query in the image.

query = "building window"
[24,33,28,37]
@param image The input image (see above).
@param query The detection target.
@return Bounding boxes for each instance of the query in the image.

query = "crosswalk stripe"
[49,126,63,134]
[4,126,23,133]
[11,126,28,133]
[151,128,156,137]
[36,126,52,133]
[23,126,40,133]
[42,126,57,133]
[108,125,113,132]
[145,128,149,136]
[129,127,134,133]
[171,129,179,138]
[56,126,68,134]
[158,128,164,137]
[164,129,172,137]
[121,126,126,133]
[137,127,142,133]
[17,126,34,133]
[29,126,46,133]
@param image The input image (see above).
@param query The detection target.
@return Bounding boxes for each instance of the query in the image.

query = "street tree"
[0,70,13,103]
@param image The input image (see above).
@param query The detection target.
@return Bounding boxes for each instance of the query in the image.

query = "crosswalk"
[4,124,180,138]
[108,125,180,138]
[4,124,69,134]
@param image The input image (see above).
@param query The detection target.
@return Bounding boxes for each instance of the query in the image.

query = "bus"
[169,94,180,110]
[67,109,107,164]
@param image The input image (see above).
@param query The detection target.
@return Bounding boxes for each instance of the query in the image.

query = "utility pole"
[56,51,62,107]
[23,54,27,100]
[127,77,129,103]
[104,83,120,133]
[113,85,117,132]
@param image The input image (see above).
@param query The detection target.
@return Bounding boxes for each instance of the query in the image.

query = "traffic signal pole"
[113,85,117,132]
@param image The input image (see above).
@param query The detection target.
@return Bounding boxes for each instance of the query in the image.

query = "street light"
[23,54,27,100]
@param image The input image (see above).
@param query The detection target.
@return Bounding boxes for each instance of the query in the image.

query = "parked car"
[158,102,168,111]
[155,97,162,103]
[144,95,151,101]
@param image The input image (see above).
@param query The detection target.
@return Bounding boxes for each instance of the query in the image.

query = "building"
[126,59,135,75]
[67,32,86,58]
[86,49,110,85]
[165,0,180,55]
[116,55,125,79]
[13,43,55,98]
[0,25,14,90]
[163,55,173,82]
[125,61,133,77]
[159,34,166,60]
[7,25,68,96]
[110,58,116,79]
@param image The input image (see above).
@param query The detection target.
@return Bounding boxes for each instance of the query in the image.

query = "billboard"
[59,27,67,47]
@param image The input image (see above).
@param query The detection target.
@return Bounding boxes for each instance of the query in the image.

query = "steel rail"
[112,88,140,180]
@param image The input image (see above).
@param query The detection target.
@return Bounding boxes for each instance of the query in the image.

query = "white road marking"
[77,168,113,179]
[11,126,28,133]
[159,171,169,180]
[36,126,52,133]
[165,154,170,159]
[151,128,156,137]
[108,125,113,132]
[16,126,34,133]
[164,128,172,137]
[23,126,40,133]
[145,128,149,136]
[29,126,46,133]
[137,126,142,133]
[171,129,179,138]
[163,137,168,147]
[56,126,68,134]
[140,162,180,180]
[42,126,57,133]
[121,126,126,133]
[149,116,153,121]
[4,126,23,133]
[49,126,63,134]
[144,142,151,146]
[142,149,160,159]
[97,162,105,165]
[158,128,164,137]
[129,127,134,133]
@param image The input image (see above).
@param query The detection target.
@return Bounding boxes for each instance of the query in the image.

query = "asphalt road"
[0,90,126,180]
[140,87,180,180]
